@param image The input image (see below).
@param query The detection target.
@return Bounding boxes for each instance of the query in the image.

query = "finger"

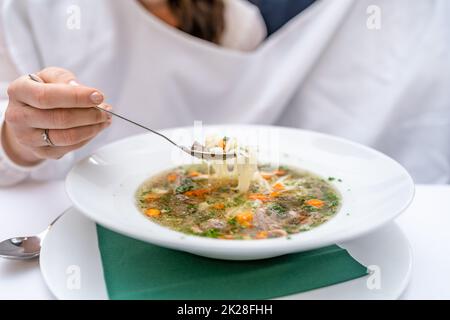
[30,139,92,160]
[8,75,104,109]
[25,121,111,147]
[8,103,112,129]
[37,67,77,85]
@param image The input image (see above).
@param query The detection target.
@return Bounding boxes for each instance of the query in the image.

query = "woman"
[0,0,267,185]
[1,0,449,186]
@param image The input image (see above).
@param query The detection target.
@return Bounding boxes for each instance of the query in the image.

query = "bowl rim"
[65,124,415,255]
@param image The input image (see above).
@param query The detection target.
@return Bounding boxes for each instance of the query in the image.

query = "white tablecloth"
[0,181,449,299]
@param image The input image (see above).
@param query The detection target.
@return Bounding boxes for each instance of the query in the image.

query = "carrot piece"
[167,173,177,182]
[218,139,226,150]
[305,199,325,208]
[255,231,268,239]
[270,191,280,198]
[273,183,285,191]
[144,193,160,201]
[248,193,270,202]
[213,203,225,210]
[196,189,209,196]
[274,170,286,176]
[235,211,254,228]
[261,173,273,180]
[145,208,161,217]
[184,188,210,197]
[219,235,234,240]
[188,171,200,177]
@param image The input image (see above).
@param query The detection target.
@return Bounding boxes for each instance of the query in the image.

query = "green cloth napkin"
[97,225,367,300]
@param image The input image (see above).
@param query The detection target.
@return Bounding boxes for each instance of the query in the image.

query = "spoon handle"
[93,106,178,147]
[28,74,236,161]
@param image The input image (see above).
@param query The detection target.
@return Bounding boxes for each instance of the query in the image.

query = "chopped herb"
[323,191,340,208]
[296,196,307,205]
[218,186,230,193]
[329,200,339,207]
[158,193,172,206]
[304,205,317,212]
[325,192,339,202]
[232,195,246,206]
[187,204,197,213]
[175,185,193,194]
[268,203,287,216]
[228,216,238,227]
[175,178,195,194]
[203,228,220,238]
[328,177,336,181]
[161,205,172,213]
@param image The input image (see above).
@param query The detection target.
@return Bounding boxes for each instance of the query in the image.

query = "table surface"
[1,181,449,300]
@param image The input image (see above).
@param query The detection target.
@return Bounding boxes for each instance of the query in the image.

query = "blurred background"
[0,0,449,185]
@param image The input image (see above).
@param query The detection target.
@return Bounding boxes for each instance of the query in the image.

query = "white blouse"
[0,0,267,185]
[1,0,450,186]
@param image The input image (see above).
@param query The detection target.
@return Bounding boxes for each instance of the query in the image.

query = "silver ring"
[42,129,55,147]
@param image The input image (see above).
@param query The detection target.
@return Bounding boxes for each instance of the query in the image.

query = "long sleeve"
[0,9,32,187]
[0,99,76,187]
[0,2,75,187]
[0,103,30,186]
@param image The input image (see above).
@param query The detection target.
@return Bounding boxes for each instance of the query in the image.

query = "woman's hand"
[1,67,112,166]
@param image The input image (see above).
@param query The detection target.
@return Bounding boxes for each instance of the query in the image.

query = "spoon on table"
[28,74,236,161]
[0,212,64,260]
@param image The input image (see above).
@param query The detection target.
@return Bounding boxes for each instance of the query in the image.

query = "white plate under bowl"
[65,125,415,260]
[40,207,412,300]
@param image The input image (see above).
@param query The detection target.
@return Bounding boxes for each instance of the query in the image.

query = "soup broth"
[136,164,340,240]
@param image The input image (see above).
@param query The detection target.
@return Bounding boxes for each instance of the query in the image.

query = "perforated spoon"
[28,74,236,160]
[0,212,64,260]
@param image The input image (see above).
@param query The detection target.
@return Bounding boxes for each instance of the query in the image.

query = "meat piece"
[274,195,303,209]
[268,229,288,238]
[253,208,281,230]
[175,194,190,202]
[175,194,197,206]
[299,212,313,225]
[201,218,227,230]
[287,210,298,218]
[190,225,203,234]
[284,210,300,224]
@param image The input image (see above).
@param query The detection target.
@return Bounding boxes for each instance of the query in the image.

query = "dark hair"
[168,0,225,44]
